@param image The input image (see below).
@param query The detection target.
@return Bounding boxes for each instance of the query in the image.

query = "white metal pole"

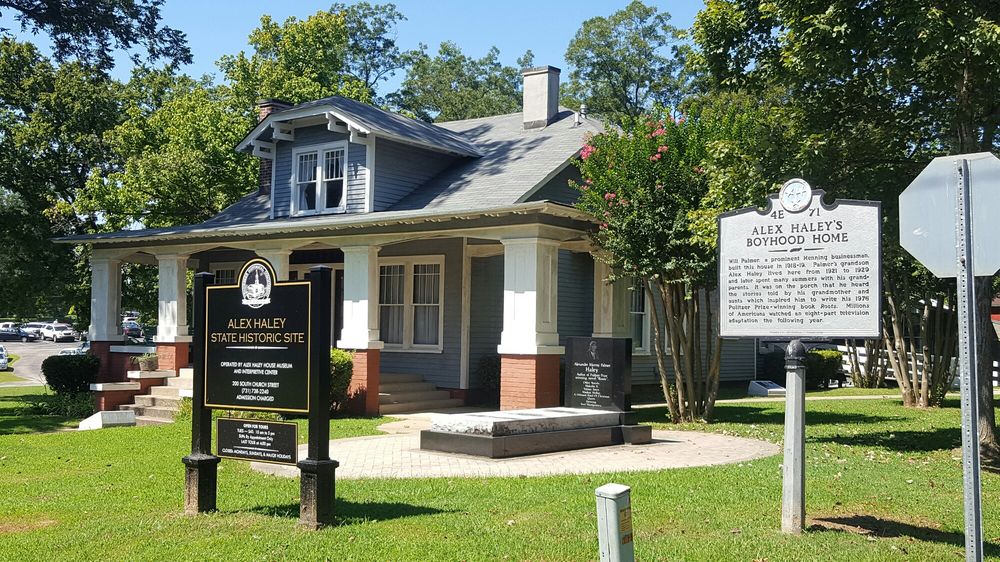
[781,339,806,534]
[955,157,984,562]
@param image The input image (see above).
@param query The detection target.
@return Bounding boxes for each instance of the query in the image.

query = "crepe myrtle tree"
[572,110,723,422]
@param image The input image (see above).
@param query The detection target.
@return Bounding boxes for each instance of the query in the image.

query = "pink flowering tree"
[572,109,722,422]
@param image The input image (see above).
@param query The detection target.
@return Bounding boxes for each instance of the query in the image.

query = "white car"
[0,345,8,371]
[40,323,78,342]
[21,322,46,336]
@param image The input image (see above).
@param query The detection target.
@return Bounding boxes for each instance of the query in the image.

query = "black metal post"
[183,272,221,515]
[299,265,337,529]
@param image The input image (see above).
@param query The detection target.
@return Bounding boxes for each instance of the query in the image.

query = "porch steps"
[378,372,464,414]
[119,367,193,425]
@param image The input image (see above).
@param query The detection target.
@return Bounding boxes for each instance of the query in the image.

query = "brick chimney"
[256,98,291,196]
[522,66,560,130]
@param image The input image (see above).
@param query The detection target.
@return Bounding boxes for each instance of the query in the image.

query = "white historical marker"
[718,179,881,536]
[719,182,881,339]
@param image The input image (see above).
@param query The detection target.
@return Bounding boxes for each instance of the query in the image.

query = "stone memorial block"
[565,337,631,412]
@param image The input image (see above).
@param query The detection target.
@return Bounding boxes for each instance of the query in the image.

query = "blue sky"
[2,0,703,91]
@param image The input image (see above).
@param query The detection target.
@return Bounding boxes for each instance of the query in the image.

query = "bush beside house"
[34,354,99,417]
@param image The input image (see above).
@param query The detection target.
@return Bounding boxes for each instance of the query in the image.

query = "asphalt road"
[1,341,77,385]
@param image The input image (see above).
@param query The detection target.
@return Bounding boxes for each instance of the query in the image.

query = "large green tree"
[0,0,190,70]
[389,41,532,122]
[563,0,688,123]
[692,1,1000,448]
[333,2,412,103]
[0,39,119,319]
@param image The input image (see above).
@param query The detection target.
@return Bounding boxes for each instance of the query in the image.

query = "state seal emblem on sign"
[241,263,272,308]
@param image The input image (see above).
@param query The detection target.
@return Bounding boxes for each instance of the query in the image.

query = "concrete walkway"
[252,412,779,480]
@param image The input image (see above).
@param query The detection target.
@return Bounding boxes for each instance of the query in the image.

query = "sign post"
[899,152,1000,561]
[718,180,881,534]
[182,259,335,528]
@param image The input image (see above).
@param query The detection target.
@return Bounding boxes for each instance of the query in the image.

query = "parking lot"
[1,341,76,385]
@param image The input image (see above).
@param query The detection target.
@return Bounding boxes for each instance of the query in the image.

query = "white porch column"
[89,254,123,341]
[592,260,630,338]
[497,237,563,355]
[153,254,191,343]
[337,245,383,350]
[256,248,292,281]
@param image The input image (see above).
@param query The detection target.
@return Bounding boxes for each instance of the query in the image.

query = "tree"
[573,107,745,422]
[563,0,687,122]
[0,39,119,319]
[77,71,256,231]
[333,2,411,103]
[218,10,371,118]
[388,41,532,122]
[692,1,1000,447]
[0,0,190,70]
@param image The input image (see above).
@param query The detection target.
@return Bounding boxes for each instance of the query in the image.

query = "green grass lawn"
[0,354,23,383]
[2,386,1000,560]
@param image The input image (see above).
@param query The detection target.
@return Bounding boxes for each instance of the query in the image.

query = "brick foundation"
[156,341,191,372]
[347,349,381,416]
[89,341,119,382]
[500,354,561,410]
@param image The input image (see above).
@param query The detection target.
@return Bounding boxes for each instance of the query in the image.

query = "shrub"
[41,354,99,395]
[475,354,501,406]
[22,392,94,418]
[806,349,846,390]
[330,348,353,413]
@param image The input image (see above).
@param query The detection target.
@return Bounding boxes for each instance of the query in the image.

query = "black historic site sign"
[204,259,311,412]
[182,258,337,530]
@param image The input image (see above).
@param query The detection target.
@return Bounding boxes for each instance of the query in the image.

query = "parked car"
[40,323,78,342]
[0,322,16,331]
[59,340,90,355]
[0,345,8,371]
[21,322,46,336]
[122,321,143,338]
[0,328,37,342]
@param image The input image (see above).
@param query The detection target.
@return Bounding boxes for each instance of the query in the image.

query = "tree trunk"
[975,276,1000,460]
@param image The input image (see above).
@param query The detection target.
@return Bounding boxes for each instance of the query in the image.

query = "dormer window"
[292,141,347,215]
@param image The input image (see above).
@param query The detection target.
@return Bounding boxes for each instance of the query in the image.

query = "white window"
[210,262,241,286]
[293,142,347,215]
[629,278,650,354]
[378,256,444,351]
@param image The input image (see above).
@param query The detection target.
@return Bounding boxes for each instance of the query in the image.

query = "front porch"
[84,204,641,415]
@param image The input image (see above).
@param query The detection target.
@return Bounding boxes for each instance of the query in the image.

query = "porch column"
[497,237,563,410]
[153,253,192,372]
[337,245,383,415]
[256,248,292,281]
[89,253,124,382]
[592,260,630,338]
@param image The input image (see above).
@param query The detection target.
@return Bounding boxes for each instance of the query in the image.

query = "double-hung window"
[378,257,444,351]
[293,142,347,215]
[629,278,650,354]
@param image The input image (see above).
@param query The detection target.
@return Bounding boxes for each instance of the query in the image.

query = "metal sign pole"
[781,339,807,534]
[955,157,984,561]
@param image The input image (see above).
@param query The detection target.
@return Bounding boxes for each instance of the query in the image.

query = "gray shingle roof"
[63,108,603,244]
[389,109,602,211]
[241,96,483,158]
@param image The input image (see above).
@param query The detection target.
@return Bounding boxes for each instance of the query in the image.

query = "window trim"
[291,141,349,216]
[629,278,651,356]
[209,261,243,286]
[378,255,445,353]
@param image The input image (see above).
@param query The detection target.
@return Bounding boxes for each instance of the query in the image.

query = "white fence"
[834,344,999,388]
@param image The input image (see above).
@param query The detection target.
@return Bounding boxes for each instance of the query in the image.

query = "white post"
[595,483,635,562]
[497,237,563,355]
[89,254,123,341]
[782,339,807,534]
[592,260,630,338]
[256,248,292,281]
[337,245,383,350]
[154,254,191,343]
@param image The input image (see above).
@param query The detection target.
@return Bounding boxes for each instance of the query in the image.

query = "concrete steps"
[377,373,464,414]
[119,367,193,425]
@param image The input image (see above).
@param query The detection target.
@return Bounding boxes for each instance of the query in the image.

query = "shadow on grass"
[810,515,1000,556]
[814,428,960,452]
[636,405,898,427]
[246,499,451,525]
[0,415,72,435]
